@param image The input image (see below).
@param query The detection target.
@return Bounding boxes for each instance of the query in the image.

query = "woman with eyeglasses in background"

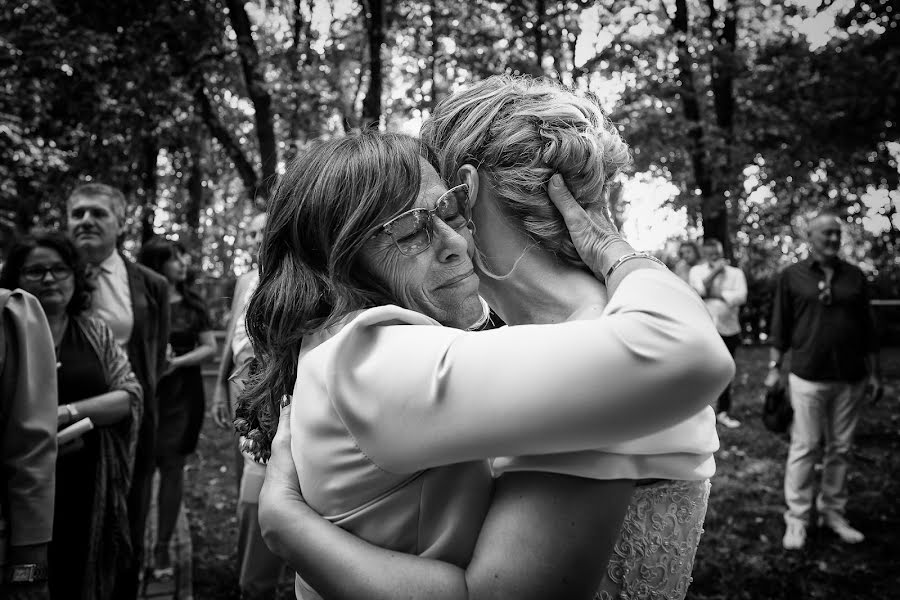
[0,232,142,600]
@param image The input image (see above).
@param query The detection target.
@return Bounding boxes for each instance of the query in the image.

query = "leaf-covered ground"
[186,346,900,599]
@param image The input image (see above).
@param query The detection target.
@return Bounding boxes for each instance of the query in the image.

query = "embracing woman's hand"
[257,395,308,558]
[548,175,668,293]
[547,174,629,279]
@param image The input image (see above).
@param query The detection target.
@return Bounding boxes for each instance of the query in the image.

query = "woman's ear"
[456,164,480,211]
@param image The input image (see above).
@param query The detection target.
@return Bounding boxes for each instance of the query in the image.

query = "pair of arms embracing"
[260,179,735,599]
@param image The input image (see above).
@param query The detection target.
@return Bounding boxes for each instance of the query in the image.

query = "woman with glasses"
[249,77,724,600]
[236,108,732,596]
[0,232,142,600]
[137,238,217,582]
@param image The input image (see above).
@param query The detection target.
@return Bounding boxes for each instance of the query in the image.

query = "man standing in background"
[210,211,284,600]
[690,238,748,428]
[66,183,170,598]
[767,211,882,551]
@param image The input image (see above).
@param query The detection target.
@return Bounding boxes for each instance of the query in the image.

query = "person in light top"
[689,238,748,428]
[241,77,733,599]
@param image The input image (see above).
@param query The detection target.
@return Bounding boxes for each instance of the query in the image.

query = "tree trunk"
[184,133,205,248]
[138,137,159,243]
[428,0,440,110]
[225,0,278,201]
[533,0,546,74]
[287,0,315,145]
[671,0,729,254]
[361,0,385,129]
[193,83,259,199]
[706,0,738,258]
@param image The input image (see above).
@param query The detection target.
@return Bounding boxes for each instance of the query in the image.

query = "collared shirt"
[92,251,134,346]
[231,270,259,361]
[770,257,877,382]
[689,262,748,336]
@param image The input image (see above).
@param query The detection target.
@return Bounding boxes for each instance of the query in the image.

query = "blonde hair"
[421,75,631,268]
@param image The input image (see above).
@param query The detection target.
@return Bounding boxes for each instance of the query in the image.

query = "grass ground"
[187,346,900,599]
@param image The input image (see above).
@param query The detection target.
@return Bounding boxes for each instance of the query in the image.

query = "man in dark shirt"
[766,211,882,551]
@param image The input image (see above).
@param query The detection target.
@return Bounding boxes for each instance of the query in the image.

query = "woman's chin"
[38,296,69,313]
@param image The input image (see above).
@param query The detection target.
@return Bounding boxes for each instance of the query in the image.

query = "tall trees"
[2,0,895,281]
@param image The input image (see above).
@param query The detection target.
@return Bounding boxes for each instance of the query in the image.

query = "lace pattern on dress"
[594,479,711,600]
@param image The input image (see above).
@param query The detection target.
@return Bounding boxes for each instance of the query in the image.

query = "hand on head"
[546,174,623,278]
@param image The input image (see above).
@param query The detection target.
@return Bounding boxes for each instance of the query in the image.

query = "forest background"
[2,0,898,338]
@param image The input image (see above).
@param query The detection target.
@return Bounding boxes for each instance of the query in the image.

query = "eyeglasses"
[20,264,74,283]
[375,184,471,256]
[817,280,833,306]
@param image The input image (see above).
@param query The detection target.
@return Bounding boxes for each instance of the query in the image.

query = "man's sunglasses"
[375,184,471,256]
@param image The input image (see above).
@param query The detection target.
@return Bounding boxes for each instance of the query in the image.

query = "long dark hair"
[236,132,440,457]
[137,237,205,313]
[0,231,94,316]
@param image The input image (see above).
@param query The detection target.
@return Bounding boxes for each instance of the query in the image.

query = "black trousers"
[718,334,741,413]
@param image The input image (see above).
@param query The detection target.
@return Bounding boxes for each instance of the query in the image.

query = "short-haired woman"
[137,237,216,580]
[241,117,733,597]
[0,232,142,600]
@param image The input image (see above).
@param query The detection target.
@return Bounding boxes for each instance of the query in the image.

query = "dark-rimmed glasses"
[21,265,73,283]
[374,184,470,256]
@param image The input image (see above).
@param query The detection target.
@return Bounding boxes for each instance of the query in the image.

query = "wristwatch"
[768,360,781,369]
[4,563,49,584]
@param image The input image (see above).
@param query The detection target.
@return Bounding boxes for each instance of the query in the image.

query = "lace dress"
[594,479,711,600]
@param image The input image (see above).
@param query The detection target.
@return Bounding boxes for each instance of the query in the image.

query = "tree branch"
[224,0,278,200]
[193,81,259,198]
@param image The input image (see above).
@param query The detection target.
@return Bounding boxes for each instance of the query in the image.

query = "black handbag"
[762,385,793,433]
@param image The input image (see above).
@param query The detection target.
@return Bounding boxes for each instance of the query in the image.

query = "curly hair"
[0,231,94,316]
[421,75,632,270]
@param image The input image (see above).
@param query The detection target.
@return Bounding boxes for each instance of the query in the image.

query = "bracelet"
[605,251,667,281]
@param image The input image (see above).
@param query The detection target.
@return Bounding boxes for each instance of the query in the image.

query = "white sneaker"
[783,521,807,550]
[818,514,864,544]
[717,411,741,429]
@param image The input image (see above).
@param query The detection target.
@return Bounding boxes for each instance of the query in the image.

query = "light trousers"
[237,455,285,599]
[229,376,284,599]
[784,374,865,526]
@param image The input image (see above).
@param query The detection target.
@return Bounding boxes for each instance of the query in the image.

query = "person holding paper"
[0,232,143,600]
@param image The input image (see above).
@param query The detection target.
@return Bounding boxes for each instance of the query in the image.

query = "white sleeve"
[327,269,735,474]
[688,265,707,297]
[721,268,748,307]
